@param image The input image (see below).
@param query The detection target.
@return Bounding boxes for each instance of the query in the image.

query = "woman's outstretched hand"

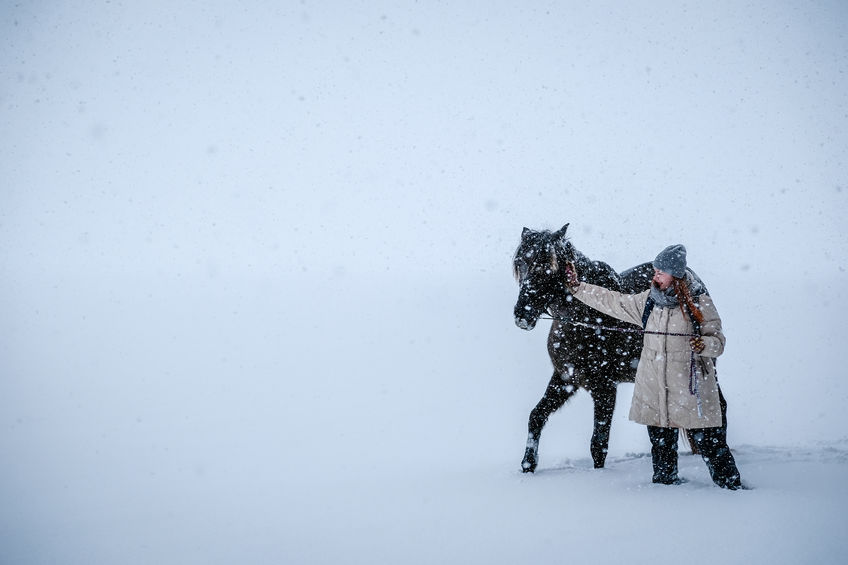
[564,262,580,289]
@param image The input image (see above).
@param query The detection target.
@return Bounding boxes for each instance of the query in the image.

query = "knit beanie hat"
[653,244,687,278]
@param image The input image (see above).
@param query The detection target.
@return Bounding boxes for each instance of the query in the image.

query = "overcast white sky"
[2,1,845,287]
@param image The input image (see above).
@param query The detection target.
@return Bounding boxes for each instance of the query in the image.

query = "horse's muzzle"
[515,316,536,331]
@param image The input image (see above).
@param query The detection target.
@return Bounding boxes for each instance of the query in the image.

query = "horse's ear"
[554,223,569,239]
[522,227,532,237]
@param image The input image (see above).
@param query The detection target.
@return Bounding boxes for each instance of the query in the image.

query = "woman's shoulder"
[696,292,717,308]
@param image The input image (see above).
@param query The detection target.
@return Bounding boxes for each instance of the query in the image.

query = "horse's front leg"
[589,380,617,469]
[522,367,577,473]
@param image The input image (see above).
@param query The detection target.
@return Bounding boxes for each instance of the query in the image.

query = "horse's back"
[619,261,709,294]
[588,260,623,291]
[619,262,654,293]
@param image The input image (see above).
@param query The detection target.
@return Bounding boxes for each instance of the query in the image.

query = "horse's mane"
[564,238,622,291]
[514,227,622,292]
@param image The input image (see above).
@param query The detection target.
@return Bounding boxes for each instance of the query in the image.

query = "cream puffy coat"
[572,282,726,429]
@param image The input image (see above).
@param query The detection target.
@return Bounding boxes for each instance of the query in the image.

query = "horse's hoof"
[591,453,607,469]
[521,447,537,473]
[591,444,609,469]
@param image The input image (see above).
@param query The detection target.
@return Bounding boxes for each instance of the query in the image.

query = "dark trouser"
[647,387,742,489]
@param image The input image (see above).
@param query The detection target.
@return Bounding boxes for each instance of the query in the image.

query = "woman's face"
[652,268,674,290]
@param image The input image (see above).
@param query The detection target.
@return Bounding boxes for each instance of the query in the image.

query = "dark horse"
[513,224,657,472]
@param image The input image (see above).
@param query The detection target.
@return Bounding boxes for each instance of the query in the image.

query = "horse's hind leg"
[522,369,577,473]
[589,380,616,469]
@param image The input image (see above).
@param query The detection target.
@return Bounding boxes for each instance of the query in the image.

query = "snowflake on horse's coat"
[513,224,654,472]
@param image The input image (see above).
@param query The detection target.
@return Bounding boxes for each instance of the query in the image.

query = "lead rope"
[681,300,704,419]
[540,314,705,418]
[539,315,699,338]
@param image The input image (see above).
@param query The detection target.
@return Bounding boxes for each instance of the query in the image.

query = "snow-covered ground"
[2,2,847,564]
[8,438,847,564]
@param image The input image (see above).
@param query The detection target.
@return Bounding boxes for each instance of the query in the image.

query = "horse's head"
[513,223,574,330]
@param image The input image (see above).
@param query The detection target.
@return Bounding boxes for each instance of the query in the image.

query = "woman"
[564,244,743,489]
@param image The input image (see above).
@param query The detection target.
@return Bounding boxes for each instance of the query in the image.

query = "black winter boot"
[690,429,743,489]
[648,426,680,484]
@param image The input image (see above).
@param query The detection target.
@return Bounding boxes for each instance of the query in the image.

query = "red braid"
[673,277,704,325]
